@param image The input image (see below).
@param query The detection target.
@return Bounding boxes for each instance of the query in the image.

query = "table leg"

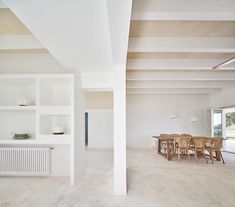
[158,139,161,154]
[167,141,172,161]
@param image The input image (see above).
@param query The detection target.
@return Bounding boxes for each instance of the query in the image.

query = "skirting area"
[0,149,235,207]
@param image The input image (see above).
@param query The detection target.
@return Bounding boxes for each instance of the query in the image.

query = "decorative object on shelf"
[17,98,31,106]
[52,126,65,135]
[13,133,30,140]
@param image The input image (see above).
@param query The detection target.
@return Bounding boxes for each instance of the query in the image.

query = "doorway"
[210,107,235,153]
[85,112,88,147]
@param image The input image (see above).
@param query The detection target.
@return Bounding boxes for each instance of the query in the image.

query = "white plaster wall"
[210,87,235,108]
[0,53,66,74]
[209,88,235,153]
[51,145,70,176]
[87,110,113,149]
[127,94,210,148]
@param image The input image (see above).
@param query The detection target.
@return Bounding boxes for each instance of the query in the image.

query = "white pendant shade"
[169,114,177,119]
[190,116,198,122]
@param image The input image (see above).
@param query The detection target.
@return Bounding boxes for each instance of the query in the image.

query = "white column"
[113,65,127,195]
[71,73,85,185]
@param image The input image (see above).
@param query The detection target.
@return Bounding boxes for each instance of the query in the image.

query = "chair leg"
[178,150,181,160]
[205,154,208,164]
[219,151,225,164]
[203,152,208,164]
[210,152,214,164]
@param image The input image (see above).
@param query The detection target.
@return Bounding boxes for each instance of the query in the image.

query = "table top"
[152,136,174,140]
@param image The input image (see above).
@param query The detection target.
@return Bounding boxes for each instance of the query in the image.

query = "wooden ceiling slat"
[130,20,235,37]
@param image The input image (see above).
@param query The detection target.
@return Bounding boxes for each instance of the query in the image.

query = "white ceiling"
[2,0,132,73]
[1,0,235,95]
[132,0,235,20]
[127,0,235,95]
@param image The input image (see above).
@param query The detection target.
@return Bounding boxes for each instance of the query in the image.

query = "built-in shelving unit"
[0,74,75,184]
[0,74,74,145]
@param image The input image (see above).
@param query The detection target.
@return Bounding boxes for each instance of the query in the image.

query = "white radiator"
[0,147,52,176]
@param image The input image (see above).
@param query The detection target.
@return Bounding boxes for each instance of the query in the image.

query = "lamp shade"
[190,116,198,122]
[169,113,177,119]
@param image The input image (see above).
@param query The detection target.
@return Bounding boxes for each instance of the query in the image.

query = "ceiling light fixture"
[190,116,198,122]
[212,57,235,70]
[169,81,177,119]
[169,113,177,119]
[190,87,198,123]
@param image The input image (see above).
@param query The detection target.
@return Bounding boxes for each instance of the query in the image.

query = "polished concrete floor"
[1,149,235,207]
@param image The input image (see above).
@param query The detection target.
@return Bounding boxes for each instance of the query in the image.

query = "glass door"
[212,109,223,137]
[224,107,235,139]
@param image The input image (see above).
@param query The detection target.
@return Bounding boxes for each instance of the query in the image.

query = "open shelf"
[39,105,71,115]
[40,115,71,135]
[40,78,71,106]
[38,135,72,144]
[0,138,71,145]
[0,111,36,141]
[0,78,36,106]
[0,106,36,111]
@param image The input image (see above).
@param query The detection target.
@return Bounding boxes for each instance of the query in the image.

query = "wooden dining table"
[153,135,223,161]
[153,136,174,161]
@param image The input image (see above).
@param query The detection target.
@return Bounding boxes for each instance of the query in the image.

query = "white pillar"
[71,73,85,185]
[113,65,126,195]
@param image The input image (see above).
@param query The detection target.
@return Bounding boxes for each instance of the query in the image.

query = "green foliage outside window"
[214,124,222,137]
[226,112,235,138]
[226,112,235,127]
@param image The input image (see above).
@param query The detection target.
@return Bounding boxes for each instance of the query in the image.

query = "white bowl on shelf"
[17,99,31,106]
[52,126,65,135]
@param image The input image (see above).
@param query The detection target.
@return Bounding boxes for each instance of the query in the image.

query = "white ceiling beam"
[128,38,235,53]
[0,35,44,50]
[127,59,235,70]
[132,0,235,20]
[127,80,235,89]
[127,88,222,95]
[81,72,114,91]
[3,0,113,72]
[127,70,235,81]
[131,12,235,21]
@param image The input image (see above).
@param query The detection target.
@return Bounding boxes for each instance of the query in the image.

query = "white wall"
[209,88,235,153]
[87,110,113,149]
[51,145,70,176]
[127,94,210,148]
[210,87,235,108]
[0,53,66,74]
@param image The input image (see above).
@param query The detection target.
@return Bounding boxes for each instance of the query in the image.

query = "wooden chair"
[170,134,179,155]
[174,136,191,160]
[207,137,225,164]
[181,134,192,137]
[191,137,208,164]
[159,134,169,154]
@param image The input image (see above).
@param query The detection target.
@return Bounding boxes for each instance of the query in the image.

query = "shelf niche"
[40,115,71,135]
[0,78,36,106]
[40,78,71,106]
[0,111,36,140]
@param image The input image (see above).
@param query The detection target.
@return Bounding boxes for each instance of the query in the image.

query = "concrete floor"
[0,149,235,207]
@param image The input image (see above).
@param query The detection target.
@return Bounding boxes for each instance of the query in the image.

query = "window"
[213,110,223,137]
[226,111,235,139]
